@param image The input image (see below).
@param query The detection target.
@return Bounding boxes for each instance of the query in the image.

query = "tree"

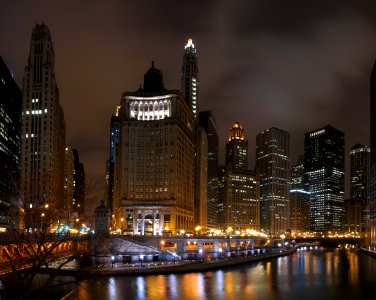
[0,209,90,299]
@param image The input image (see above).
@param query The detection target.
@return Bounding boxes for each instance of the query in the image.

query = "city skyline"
[1,1,376,197]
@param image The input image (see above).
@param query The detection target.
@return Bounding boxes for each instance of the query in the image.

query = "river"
[63,247,376,300]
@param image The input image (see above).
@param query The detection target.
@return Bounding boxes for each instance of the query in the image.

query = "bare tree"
[0,207,90,299]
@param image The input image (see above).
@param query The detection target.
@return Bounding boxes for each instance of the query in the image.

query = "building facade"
[199,111,219,228]
[194,127,207,227]
[343,198,362,234]
[105,111,120,215]
[21,24,66,228]
[304,125,344,232]
[256,127,291,235]
[64,145,74,221]
[114,62,196,236]
[218,122,260,231]
[350,144,370,235]
[290,155,310,233]
[0,56,22,231]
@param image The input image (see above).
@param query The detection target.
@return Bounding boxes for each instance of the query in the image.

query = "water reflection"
[67,248,376,299]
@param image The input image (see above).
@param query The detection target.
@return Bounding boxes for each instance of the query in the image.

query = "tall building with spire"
[113,61,196,235]
[21,24,66,228]
[256,127,291,235]
[181,38,198,118]
[304,125,344,232]
[226,122,248,170]
[218,122,260,231]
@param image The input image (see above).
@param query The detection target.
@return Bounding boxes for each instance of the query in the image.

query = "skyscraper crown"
[228,122,245,141]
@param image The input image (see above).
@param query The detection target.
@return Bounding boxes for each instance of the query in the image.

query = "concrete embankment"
[53,247,296,277]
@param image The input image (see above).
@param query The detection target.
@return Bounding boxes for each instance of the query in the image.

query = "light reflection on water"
[68,248,376,300]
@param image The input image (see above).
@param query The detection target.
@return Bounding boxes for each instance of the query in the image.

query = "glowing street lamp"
[111,255,115,268]
[195,226,202,236]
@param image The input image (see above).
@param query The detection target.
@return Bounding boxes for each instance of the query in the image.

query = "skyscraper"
[256,127,290,235]
[181,39,198,118]
[290,155,310,232]
[21,24,66,228]
[199,111,219,228]
[105,110,120,215]
[0,56,22,230]
[219,122,260,231]
[114,62,196,235]
[304,125,344,232]
[226,122,248,170]
[370,60,376,250]
[350,144,370,234]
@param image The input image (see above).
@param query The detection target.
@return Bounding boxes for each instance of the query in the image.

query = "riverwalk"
[49,247,296,277]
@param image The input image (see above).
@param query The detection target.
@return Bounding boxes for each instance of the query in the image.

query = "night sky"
[1,1,376,197]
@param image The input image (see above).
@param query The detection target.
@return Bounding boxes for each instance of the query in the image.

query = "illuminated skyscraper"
[256,127,290,235]
[219,122,260,230]
[21,24,66,228]
[0,56,22,230]
[370,60,376,250]
[304,125,344,232]
[226,122,248,171]
[114,62,196,235]
[181,38,198,118]
[350,144,370,234]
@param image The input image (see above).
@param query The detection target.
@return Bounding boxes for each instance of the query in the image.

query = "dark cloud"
[0,1,375,197]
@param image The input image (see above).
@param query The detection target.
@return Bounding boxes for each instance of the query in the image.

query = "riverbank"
[51,247,296,278]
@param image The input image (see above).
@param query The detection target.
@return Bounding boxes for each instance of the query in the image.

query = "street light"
[195,226,201,236]
[140,255,144,267]
[111,255,115,268]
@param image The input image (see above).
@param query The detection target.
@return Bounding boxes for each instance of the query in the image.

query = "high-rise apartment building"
[256,127,290,235]
[370,60,376,250]
[304,125,344,232]
[199,111,219,228]
[350,144,370,235]
[114,62,196,236]
[290,155,310,232]
[21,24,66,228]
[218,122,260,230]
[181,39,198,118]
[0,56,22,230]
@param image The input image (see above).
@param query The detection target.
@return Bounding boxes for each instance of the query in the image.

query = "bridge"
[293,236,362,247]
[0,233,90,263]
